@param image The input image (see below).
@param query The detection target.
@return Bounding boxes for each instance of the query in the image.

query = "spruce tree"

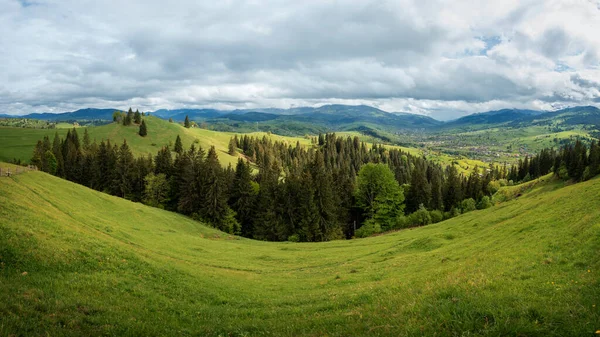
[184,115,191,128]
[588,140,600,178]
[228,137,237,155]
[230,159,256,236]
[124,108,133,126]
[52,132,64,177]
[134,109,142,124]
[174,135,183,154]
[154,146,173,177]
[83,128,91,152]
[407,160,431,213]
[202,146,231,231]
[113,140,134,198]
[443,165,462,211]
[309,151,340,241]
[139,120,148,137]
[430,167,444,211]
[178,145,206,215]
[252,161,283,241]
[45,150,57,175]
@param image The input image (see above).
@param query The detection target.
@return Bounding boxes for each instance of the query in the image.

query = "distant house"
[73,122,80,127]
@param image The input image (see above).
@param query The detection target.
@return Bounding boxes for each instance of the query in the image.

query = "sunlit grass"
[1,170,598,336]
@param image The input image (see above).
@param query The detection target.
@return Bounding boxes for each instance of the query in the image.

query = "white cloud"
[0,0,599,119]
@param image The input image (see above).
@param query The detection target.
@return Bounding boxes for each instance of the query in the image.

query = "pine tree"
[52,132,64,177]
[184,115,191,128]
[430,167,444,211]
[407,160,431,213]
[124,108,133,126]
[139,120,148,137]
[30,140,44,170]
[134,109,142,124]
[228,137,237,155]
[252,161,283,241]
[63,129,82,182]
[83,128,91,152]
[154,146,172,177]
[174,135,183,154]
[143,173,170,208]
[230,159,257,236]
[588,140,600,178]
[113,140,134,198]
[178,145,206,215]
[131,154,153,201]
[309,151,340,241]
[202,146,231,231]
[45,150,57,175]
[443,165,462,211]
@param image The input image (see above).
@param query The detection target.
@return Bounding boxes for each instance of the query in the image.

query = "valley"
[1,169,598,336]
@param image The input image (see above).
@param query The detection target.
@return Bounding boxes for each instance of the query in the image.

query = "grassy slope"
[2,118,490,173]
[1,171,598,336]
[0,118,311,168]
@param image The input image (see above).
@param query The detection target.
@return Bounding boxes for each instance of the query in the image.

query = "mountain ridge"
[3,105,600,132]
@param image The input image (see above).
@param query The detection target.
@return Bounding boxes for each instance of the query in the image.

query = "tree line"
[30,128,600,241]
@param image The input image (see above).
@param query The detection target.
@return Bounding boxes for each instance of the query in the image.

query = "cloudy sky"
[1,0,600,120]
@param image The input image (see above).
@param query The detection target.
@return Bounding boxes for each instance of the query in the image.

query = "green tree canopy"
[354,163,405,232]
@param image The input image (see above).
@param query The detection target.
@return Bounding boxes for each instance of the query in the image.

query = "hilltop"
[0,169,598,336]
[0,116,312,168]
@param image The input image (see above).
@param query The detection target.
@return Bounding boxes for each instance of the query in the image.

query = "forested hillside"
[29,119,600,241]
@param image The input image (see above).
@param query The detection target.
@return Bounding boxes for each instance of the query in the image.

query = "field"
[1,169,598,336]
[419,125,596,163]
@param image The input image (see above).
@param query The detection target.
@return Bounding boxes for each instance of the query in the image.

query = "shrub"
[394,215,408,229]
[558,164,569,180]
[355,220,381,238]
[430,210,444,224]
[461,198,477,213]
[477,196,492,210]
[409,205,431,226]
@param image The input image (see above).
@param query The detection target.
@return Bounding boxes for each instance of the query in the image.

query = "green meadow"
[0,117,310,168]
[1,169,598,336]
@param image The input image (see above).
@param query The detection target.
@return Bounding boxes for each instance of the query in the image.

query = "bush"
[477,196,492,210]
[461,198,477,213]
[355,220,381,238]
[394,215,408,229]
[558,164,569,180]
[429,210,444,224]
[487,180,501,194]
[287,234,300,242]
[409,205,431,226]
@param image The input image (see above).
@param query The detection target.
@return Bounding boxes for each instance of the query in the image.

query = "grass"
[1,169,598,336]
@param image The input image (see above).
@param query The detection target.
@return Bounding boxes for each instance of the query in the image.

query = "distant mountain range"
[441,106,600,130]
[2,105,600,132]
[0,108,119,121]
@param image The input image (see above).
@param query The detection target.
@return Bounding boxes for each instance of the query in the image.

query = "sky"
[1,0,600,120]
